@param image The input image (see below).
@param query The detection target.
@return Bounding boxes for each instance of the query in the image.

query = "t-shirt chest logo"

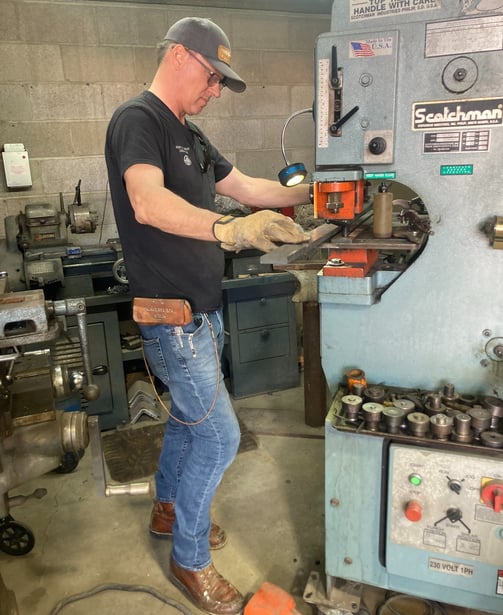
[176,144,193,167]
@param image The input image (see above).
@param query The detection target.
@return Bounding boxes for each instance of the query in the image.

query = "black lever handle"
[331,45,340,88]
[330,105,359,134]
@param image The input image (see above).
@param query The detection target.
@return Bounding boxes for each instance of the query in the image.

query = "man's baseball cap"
[164,17,246,93]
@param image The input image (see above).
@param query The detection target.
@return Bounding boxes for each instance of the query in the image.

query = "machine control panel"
[315,29,398,172]
[386,444,503,597]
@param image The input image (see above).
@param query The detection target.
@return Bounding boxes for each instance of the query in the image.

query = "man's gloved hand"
[213,210,310,253]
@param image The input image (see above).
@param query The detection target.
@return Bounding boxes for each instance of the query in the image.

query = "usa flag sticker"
[349,37,393,58]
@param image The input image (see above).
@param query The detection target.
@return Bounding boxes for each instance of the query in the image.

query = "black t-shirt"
[105,90,233,312]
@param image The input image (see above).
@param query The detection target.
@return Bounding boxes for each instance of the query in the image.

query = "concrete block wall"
[0,0,330,246]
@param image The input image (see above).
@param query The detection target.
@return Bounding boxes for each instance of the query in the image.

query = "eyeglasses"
[185,48,227,90]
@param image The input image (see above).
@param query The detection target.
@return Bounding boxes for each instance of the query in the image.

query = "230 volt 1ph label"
[429,557,474,577]
[412,97,503,130]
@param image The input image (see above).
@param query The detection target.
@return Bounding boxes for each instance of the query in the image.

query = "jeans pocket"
[141,336,169,383]
[184,313,204,334]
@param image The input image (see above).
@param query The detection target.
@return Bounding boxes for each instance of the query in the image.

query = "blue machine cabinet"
[321,396,503,614]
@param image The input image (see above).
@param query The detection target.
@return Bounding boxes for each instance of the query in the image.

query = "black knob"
[92,364,108,376]
[454,68,467,82]
[368,137,387,155]
[448,479,462,494]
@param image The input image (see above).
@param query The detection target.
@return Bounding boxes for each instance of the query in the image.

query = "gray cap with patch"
[164,17,246,93]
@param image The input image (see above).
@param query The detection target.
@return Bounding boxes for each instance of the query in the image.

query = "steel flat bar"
[260,223,339,266]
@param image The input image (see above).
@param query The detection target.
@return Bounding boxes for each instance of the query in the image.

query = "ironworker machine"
[265,1,503,613]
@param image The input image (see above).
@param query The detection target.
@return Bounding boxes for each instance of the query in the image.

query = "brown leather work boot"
[169,556,244,615]
[149,501,227,550]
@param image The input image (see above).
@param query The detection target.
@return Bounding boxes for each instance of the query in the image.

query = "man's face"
[182,48,225,115]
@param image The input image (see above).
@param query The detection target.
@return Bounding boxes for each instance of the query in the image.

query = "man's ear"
[172,43,188,71]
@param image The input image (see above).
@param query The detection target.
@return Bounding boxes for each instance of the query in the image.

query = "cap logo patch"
[217,45,231,65]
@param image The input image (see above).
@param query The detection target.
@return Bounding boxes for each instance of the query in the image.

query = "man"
[105,16,310,615]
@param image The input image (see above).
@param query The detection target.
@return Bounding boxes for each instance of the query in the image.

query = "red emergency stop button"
[404,500,423,522]
[481,481,503,513]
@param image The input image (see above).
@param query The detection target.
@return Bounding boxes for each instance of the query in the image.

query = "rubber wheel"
[0,517,35,556]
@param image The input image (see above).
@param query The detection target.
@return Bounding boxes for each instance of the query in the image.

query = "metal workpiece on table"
[260,223,338,266]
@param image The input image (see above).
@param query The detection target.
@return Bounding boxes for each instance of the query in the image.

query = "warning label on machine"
[349,0,440,21]
[497,570,503,595]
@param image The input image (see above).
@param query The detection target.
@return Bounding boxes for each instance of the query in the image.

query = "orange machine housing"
[313,178,365,221]
[322,248,378,277]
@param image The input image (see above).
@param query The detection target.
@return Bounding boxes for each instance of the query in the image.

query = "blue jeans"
[139,308,240,571]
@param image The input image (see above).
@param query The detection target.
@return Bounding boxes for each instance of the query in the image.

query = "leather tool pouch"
[133,297,193,326]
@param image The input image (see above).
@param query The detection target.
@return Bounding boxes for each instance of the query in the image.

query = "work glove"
[213,210,310,253]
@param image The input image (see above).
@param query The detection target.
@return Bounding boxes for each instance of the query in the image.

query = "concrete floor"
[0,383,496,615]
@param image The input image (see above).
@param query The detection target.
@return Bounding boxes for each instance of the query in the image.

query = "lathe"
[266,1,503,613]
[2,180,127,297]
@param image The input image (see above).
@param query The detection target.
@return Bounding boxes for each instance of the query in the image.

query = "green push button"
[408,473,422,487]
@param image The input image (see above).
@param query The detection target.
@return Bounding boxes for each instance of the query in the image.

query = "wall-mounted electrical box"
[2,143,32,189]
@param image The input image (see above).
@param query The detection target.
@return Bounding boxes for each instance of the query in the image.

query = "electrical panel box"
[387,445,503,597]
[2,143,32,189]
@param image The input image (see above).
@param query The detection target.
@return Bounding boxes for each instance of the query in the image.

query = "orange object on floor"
[244,582,302,615]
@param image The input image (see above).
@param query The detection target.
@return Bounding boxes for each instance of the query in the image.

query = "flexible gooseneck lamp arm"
[278,107,312,187]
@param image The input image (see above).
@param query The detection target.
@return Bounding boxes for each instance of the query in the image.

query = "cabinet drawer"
[238,325,292,363]
[236,295,290,330]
